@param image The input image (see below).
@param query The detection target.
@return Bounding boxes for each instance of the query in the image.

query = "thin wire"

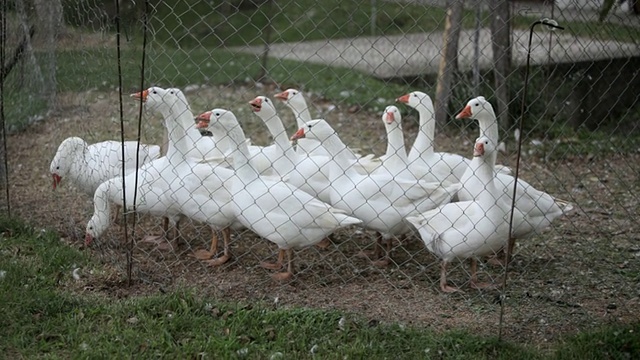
[0,0,10,217]
[114,0,132,284]
[129,0,150,284]
[497,19,564,341]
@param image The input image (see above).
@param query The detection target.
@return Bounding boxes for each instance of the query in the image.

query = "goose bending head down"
[49,137,161,195]
[50,137,86,191]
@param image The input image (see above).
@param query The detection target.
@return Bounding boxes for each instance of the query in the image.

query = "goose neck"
[412,106,435,157]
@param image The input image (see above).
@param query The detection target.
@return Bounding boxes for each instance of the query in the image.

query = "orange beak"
[473,142,485,157]
[84,233,93,246]
[290,127,306,141]
[385,111,395,124]
[396,94,410,104]
[52,173,61,190]
[456,105,472,119]
[130,89,149,102]
[195,111,212,129]
[249,97,263,112]
[274,91,289,101]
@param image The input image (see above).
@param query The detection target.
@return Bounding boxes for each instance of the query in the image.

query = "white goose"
[396,91,469,183]
[197,109,362,280]
[274,88,380,173]
[406,136,510,293]
[50,137,160,195]
[456,96,573,258]
[84,159,181,246]
[195,109,286,177]
[250,96,347,204]
[140,87,239,265]
[291,119,461,266]
[377,105,412,178]
[132,87,229,166]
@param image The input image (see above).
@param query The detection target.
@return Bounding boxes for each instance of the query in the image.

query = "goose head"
[195,108,239,133]
[396,91,433,111]
[290,119,335,143]
[456,96,494,120]
[473,135,496,158]
[50,137,86,190]
[84,213,107,246]
[274,88,303,106]
[130,86,189,116]
[383,105,401,126]
[274,88,310,116]
[249,96,278,120]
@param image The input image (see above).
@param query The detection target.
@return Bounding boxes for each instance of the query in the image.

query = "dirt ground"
[4,84,640,348]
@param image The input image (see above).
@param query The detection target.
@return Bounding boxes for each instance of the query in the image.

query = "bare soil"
[4,84,640,348]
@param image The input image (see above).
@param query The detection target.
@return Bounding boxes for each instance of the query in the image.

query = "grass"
[0,216,639,358]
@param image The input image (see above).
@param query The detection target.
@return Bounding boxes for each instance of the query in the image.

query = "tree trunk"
[15,0,44,90]
[435,0,464,127]
[490,0,511,130]
[34,0,63,108]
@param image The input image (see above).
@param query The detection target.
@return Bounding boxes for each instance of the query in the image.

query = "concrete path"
[234,28,640,79]
[233,0,640,78]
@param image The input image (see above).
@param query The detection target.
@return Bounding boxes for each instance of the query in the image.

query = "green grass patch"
[1,216,639,358]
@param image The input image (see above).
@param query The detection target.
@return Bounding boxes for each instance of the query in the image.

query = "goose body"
[292,119,461,264]
[406,137,510,292]
[50,137,161,195]
[456,96,572,239]
[198,109,362,280]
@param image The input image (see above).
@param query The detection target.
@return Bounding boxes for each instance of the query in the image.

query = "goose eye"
[170,91,174,95]
[56,166,59,170]
[215,112,220,117]
[152,90,157,94]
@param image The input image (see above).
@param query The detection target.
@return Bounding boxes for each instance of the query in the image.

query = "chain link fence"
[1,0,639,344]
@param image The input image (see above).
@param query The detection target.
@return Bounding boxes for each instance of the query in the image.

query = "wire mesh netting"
[1,0,639,344]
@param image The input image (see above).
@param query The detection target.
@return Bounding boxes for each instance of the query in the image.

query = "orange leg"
[261,249,285,270]
[140,217,170,244]
[204,227,231,266]
[272,249,294,281]
[193,228,219,260]
[469,258,496,290]
[356,232,383,259]
[372,236,392,267]
[440,261,461,293]
[315,237,332,250]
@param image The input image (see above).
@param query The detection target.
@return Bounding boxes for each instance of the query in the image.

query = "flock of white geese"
[49,86,573,292]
